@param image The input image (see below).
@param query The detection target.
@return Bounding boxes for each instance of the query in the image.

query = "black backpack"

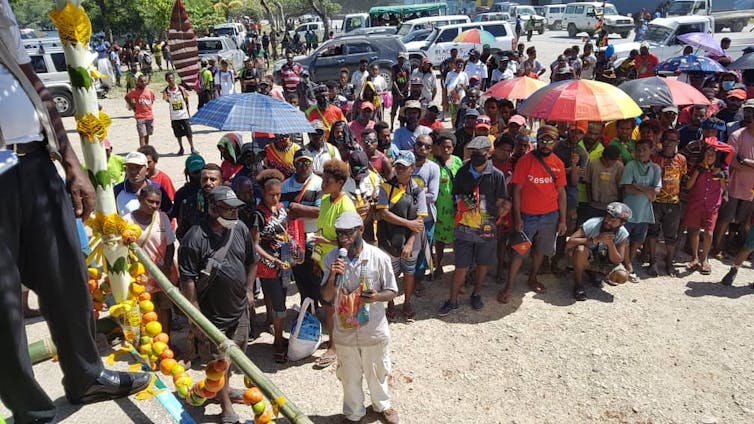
[377,178,421,257]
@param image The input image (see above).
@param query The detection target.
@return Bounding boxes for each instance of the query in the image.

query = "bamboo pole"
[131,245,313,424]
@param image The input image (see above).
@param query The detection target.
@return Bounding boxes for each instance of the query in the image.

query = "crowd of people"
[92,34,754,423]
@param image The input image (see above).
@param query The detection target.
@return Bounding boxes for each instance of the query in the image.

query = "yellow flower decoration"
[85,211,106,234]
[99,111,112,130]
[49,1,92,46]
[76,112,108,143]
[122,223,142,244]
[89,67,108,80]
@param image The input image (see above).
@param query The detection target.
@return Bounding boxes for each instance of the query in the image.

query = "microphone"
[334,248,348,287]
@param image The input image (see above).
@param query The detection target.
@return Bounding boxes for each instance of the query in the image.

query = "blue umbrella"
[190,92,314,134]
[654,54,726,73]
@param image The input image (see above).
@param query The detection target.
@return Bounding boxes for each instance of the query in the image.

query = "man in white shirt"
[445,58,469,129]
[410,57,437,107]
[580,43,598,80]
[350,59,369,98]
[464,49,488,90]
[490,55,516,84]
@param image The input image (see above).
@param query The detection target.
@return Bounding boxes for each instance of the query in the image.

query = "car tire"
[553,20,562,31]
[620,32,630,39]
[378,66,393,88]
[50,89,74,117]
[567,23,577,38]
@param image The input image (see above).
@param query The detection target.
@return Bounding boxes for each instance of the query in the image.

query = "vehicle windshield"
[212,27,234,37]
[424,28,441,45]
[643,24,672,43]
[517,6,536,15]
[197,39,222,52]
[596,5,619,15]
[667,1,696,15]
[396,23,414,35]
[401,29,432,43]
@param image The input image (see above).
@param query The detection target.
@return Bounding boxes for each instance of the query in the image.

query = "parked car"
[25,38,106,117]
[197,36,246,70]
[401,28,434,52]
[542,4,567,30]
[395,15,471,36]
[415,21,517,66]
[562,2,634,38]
[273,34,405,86]
[289,21,326,43]
[509,5,548,34]
[211,22,247,49]
[336,26,397,38]
[472,12,512,22]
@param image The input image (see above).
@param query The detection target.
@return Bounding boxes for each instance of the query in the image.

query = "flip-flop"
[402,306,415,322]
[699,263,712,275]
[528,281,546,294]
[496,290,511,304]
[314,351,336,369]
[686,262,700,272]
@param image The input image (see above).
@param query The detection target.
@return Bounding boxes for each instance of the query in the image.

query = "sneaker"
[438,300,459,316]
[573,285,587,301]
[470,293,484,310]
[720,267,738,286]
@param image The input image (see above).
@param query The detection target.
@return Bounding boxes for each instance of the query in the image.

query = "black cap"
[208,186,245,207]
[293,149,314,162]
[348,150,370,179]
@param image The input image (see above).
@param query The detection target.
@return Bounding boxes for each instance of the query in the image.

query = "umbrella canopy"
[453,28,496,45]
[728,52,754,70]
[518,79,642,122]
[677,32,724,56]
[190,92,314,133]
[484,76,547,100]
[654,54,726,73]
[618,76,709,107]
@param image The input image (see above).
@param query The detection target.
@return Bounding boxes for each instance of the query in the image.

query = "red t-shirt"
[151,170,176,201]
[126,87,155,120]
[511,152,566,215]
[634,53,659,79]
[419,118,444,130]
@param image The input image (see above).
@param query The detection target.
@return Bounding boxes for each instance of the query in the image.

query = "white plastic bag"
[287,297,322,361]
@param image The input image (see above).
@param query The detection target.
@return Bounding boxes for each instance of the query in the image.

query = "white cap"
[125,151,148,166]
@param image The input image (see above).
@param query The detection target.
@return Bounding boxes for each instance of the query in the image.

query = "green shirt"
[577,140,605,203]
[608,138,635,165]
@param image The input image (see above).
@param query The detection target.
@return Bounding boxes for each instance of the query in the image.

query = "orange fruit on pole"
[204,376,225,392]
[153,332,169,344]
[141,311,158,325]
[159,358,178,376]
[159,349,175,360]
[243,387,264,405]
[254,407,272,424]
[210,358,229,373]
[138,292,151,301]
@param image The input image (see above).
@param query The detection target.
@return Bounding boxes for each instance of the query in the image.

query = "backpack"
[377,179,421,257]
[142,52,152,65]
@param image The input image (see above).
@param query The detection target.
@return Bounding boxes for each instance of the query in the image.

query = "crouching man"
[320,210,400,423]
[566,202,632,301]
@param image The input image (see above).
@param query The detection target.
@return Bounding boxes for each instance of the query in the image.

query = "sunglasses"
[538,137,557,145]
[335,227,358,237]
[295,159,312,166]
[415,141,431,149]
[363,137,378,144]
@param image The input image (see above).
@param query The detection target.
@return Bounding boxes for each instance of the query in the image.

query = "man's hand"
[557,220,567,236]
[570,151,580,167]
[513,215,523,233]
[360,289,378,303]
[593,232,615,244]
[498,199,512,218]
[65,163,96,218]
[407,217,424,233]
[401,243,413,259]
[356,203,370,219]
[330,257,345,277]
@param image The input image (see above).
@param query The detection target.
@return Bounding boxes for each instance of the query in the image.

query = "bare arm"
[377,209,424,233]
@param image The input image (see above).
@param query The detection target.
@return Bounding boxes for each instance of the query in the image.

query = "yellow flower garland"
[48,1,91,46]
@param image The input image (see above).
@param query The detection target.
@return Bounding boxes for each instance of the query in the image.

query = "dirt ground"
[6,75,754,424]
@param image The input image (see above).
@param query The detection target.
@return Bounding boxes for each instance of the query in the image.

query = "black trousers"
[0,150,102,423]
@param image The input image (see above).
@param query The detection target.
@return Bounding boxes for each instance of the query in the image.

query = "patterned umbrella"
[484,76,547,100]
[654,54,726,73]
[618,77,710,107]
[518,79,642,122]
[677,32,724,56]
[190,93,314,133]
[453,28,496,45]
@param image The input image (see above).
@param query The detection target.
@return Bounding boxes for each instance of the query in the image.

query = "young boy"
[619,139,662,282]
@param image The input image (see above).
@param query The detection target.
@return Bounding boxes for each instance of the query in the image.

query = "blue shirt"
[393,125,432,150]
[582,217,629,246]
[619,160,662,224]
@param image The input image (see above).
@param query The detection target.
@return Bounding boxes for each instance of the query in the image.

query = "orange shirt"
[511,152,566,215]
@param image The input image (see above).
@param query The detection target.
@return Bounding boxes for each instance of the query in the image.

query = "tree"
[213,0,244,20]
[304,0,340,37]
[9,0,53,29]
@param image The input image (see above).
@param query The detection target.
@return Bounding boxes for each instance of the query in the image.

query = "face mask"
[470,152,487,167]
[217,216,238,229]
[722,81,735,91]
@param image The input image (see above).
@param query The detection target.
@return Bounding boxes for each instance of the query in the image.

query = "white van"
[212,22,246,49]
[417,21,517,66]
[543,4,567,30]
[562,2,634,38]
[395,15,471,36]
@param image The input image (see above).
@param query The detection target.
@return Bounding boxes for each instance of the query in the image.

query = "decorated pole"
[132,246,313,424]
[49,0,132,303]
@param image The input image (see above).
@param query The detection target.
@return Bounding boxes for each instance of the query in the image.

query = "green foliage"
[111,256,128,274]
[95,170,111,189]
[9,0,53,29]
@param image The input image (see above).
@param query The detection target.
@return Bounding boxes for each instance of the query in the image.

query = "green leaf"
[87,169,97,189]
[95,170,111,189]
[112,256,128,274]
[68,65,92,90]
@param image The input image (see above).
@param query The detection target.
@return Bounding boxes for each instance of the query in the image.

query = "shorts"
[624,222,649,243]
[390,250,419,277]
[171,119,192,138]
[585,247,627,276]
[260,277,287,318]
[744,225,754,250]
[718,196,754,224]
[647,202,682,242]
[519,211,559,257]
[208,306,249,356]
[136,119,154,137]
[682,205,719,232]
[453,238,498,268]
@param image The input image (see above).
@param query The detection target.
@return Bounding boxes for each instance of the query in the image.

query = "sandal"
[686,261,700,272]
[402,306,415,322]
[666,266,679,278]
[496,290,511,304]
[386,306,399,321]
[528,281,546,294]
[314,351,336,369]
[699,262,712,275]
[628,273,640,283]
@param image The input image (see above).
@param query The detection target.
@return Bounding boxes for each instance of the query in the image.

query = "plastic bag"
[287,297,322,361]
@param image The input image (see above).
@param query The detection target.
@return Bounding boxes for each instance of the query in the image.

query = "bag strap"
[292,297,317,339]
[533,153,558,182]
[293,176,314,203]
[138,212,159,248]
[210,225,236,263]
